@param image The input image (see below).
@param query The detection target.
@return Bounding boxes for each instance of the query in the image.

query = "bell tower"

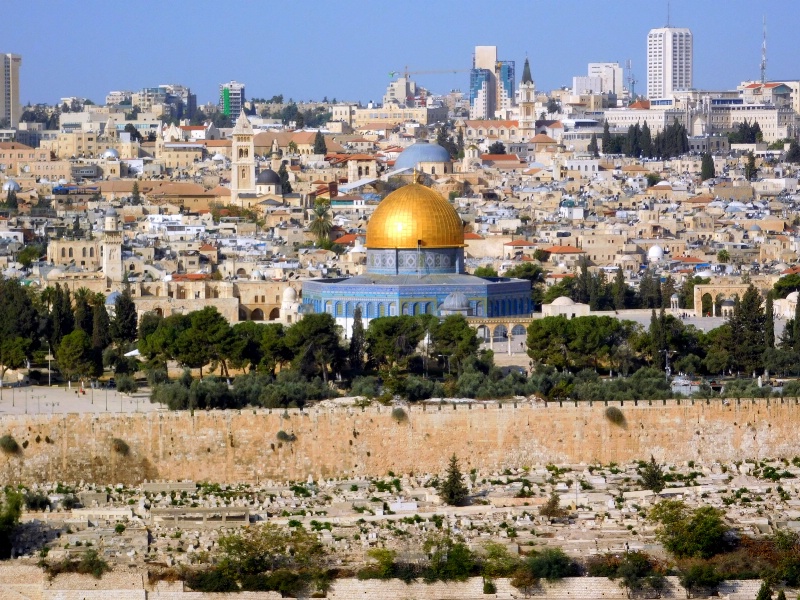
[519,57,537,141]
[231,109,256,207]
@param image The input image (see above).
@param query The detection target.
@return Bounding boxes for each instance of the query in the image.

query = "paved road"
[0,384,162,416]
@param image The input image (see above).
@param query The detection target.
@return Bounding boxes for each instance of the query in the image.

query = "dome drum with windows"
[301,183,533,337]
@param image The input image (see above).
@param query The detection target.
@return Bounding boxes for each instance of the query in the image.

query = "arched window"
[82,248,87,258]
[89,247,94,258]
[61,248,65,258]
[68,248,73,258]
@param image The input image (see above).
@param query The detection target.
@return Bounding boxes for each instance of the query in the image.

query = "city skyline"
[3,0,800,107]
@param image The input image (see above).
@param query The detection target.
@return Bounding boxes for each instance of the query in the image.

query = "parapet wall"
[0,567,775,600]
[0,398,797,485]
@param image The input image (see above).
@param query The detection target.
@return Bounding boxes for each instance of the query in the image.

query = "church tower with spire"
[518,57,537,140]
[230,109,256,207]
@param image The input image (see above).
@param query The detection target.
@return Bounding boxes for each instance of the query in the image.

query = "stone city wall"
[0,567,776,600]
[0,398,798,486]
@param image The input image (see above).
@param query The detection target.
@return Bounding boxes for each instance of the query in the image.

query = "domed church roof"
[394,140,451,170]
[365,184,464,249]
[256,168,281,185]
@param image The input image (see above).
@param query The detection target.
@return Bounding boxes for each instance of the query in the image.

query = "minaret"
[104,117,118,141]
[102,207,123,283]
[519,57,537,140]
[230,109,256,207]
[270,138,281,172]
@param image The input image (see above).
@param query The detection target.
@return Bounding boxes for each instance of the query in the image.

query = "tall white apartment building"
[1,53,22,127]
[647,27,692,99]
[588,62,624,96]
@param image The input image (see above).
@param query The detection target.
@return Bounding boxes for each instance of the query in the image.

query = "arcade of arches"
[692,283,763,318]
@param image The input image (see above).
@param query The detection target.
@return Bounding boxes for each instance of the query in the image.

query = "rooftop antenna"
[760,15,767,84]
[666,0,671,27]
[626,59,638,100]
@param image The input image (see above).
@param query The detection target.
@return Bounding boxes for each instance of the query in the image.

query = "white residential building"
[647,27,693,99]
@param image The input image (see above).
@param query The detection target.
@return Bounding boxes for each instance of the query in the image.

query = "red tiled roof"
[505,239,535,246]
[543,245,584,254]
[464,232,484,240]
[334,233,357,246]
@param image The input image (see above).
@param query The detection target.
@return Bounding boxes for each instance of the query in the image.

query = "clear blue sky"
[5,0,800,106]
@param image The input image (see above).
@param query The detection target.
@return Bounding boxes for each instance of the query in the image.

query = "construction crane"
[388,66,469,79]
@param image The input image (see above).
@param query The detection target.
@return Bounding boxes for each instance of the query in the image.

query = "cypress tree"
[602,121,612,154]
[349,306,365,372]
[313,130,327,155]
[701,153,716,181]
[438,454,468,506]
[792,299,800,353]
[765,293,775,350]
[111,283,137,344]
[588,133,599,157]
[612,268,627,310]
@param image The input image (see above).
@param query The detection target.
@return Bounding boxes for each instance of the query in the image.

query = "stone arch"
[493,324,508,340]
[476,301,484,317]
[511,324,527,336]
[237,267,247,276]
[154,307,164,317]
[238,307,248,321]
[476,325,490,341]
[269,307,280,320]
[251,308,265,321]
[693,283,752,318]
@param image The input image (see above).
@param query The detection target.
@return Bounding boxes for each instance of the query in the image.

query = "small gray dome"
[102,148,120,159]
[256,168,281,185]
[442,291,469,311]
[2,179,21,192]
[105,291,121,305]
[105,206,117,217]
[394,140,451,170]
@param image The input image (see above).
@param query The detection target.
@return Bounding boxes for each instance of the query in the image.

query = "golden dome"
[365,184,464,249]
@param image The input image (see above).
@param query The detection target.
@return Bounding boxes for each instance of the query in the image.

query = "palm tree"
[309,204,333,243]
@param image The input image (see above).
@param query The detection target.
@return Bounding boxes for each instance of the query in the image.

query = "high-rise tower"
[1,53,22,128]
[646,27,692,99]
[219,81,245,118]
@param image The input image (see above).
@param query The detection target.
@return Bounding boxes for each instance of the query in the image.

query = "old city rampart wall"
[0,398,797,485]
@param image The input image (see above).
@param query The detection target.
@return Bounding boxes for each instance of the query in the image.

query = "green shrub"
[184,567,239,592]
[391,407,408,423]
[111,438,130,456]
[483,580,497,593]
[276,430,296,443]
[351,375,380,398]
[605,406,626,427]
[24,491,50,511]
[0,435,20,455]
[146,368,169,387]
[401,375,436,401]
[42,549,110,579]
[116,374,138,394]
[114,523,126,534]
